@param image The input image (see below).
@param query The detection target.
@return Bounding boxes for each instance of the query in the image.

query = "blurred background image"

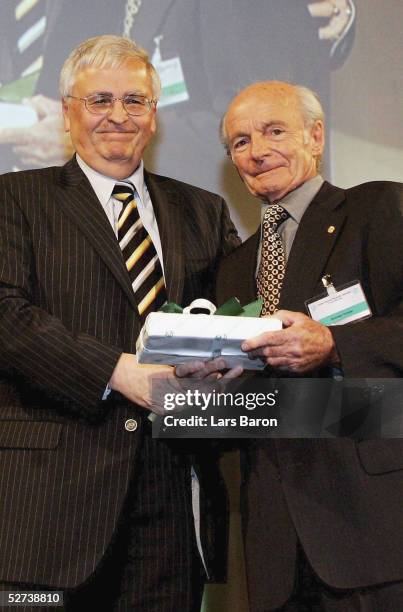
[1,1,401,240]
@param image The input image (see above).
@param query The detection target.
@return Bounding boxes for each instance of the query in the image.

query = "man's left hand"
[242,310,340,374]
[175,358,243,380]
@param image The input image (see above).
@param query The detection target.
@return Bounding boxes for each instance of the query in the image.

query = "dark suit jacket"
[216,180,403,611]
[0,156,240,588]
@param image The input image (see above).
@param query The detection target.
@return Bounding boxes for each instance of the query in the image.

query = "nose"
[250,133,271,161]
[107,99,130,123]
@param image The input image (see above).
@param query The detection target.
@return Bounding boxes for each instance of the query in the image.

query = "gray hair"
[59,35,161,99]
[220,82,325,153]
[295,84,324,130]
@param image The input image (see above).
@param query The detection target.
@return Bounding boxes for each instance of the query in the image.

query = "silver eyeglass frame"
[65,94,157,116]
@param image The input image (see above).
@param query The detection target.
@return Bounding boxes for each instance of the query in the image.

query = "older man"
[0,35,240,610]
[216,81,403,611]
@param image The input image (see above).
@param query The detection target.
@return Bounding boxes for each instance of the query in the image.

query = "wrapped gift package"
[136,310,282,370]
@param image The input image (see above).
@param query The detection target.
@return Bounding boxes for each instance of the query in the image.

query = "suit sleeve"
[219,196,242,256]
[331,183,403,377]
[204,196,241,304]
[0,182,122,411]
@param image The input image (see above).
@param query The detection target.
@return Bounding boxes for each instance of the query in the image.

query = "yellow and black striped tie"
[14,0,46,79]
[112,182,167,319]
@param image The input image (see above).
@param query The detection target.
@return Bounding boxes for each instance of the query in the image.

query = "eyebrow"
[84,90,148,97]
[230,120,288,142]
[83,91,113,96]
[259,120,288,130]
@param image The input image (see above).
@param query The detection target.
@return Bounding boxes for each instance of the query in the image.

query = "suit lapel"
[233,229,260,305]
[280,181,347,310]
[57,158,138,311]
[145,171,185,304]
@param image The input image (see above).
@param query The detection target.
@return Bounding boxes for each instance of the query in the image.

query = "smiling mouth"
[97,131,137,140]
[97,129,137,134]
[254,165,283,177]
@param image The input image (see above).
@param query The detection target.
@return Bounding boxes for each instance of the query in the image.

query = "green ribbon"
[237,298,264,318]
[159,302,183,313]
[0,72,41,103]
[160,297,263,317]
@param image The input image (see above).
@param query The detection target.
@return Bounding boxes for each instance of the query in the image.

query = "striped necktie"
[257,203,289,316]
[14,0,46,79]
[112,182,167,319]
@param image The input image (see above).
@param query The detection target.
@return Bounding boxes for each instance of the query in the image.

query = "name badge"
[306,276,372,326]
[152,36,189,108]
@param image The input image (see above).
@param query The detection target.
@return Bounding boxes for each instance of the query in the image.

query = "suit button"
[125,419,138,432]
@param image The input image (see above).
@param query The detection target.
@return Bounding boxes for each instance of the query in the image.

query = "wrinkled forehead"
[231,84,300,114]
[225,88,302,133]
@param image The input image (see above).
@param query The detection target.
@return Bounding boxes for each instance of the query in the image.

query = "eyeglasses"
[65,93,156,116]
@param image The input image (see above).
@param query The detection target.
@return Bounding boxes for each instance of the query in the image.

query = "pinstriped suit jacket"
[0,156,240,587]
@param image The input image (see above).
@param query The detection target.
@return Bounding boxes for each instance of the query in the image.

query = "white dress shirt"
[76,154,165,274]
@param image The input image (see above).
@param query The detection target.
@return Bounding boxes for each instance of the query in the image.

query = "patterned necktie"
[112,182,167,319]
[257,203,290,316]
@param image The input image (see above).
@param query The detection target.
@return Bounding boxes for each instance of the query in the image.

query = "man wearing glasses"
[0,35,239,610]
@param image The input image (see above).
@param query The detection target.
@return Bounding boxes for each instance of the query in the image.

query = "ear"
[62,98,70,133]
[310,119,325,157]
[150,106,157,136]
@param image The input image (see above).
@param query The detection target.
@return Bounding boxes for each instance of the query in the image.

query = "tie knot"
[263,203,289,231]
[112,182,136,203]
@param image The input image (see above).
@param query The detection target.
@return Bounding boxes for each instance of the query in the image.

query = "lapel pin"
[327,225,336,234]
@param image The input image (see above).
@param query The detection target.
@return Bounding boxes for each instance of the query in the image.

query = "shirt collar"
[76,154,146,207]
[261,175,324,225]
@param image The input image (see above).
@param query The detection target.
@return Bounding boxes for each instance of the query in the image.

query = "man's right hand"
[109,353,242,415]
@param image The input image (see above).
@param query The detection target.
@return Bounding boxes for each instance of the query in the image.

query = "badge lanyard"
[123,1,189,109]
[306,275,372,326]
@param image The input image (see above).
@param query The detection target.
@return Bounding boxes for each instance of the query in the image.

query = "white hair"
[294,84,324,129]
[220,81,325,158]
[59,35,161,99]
